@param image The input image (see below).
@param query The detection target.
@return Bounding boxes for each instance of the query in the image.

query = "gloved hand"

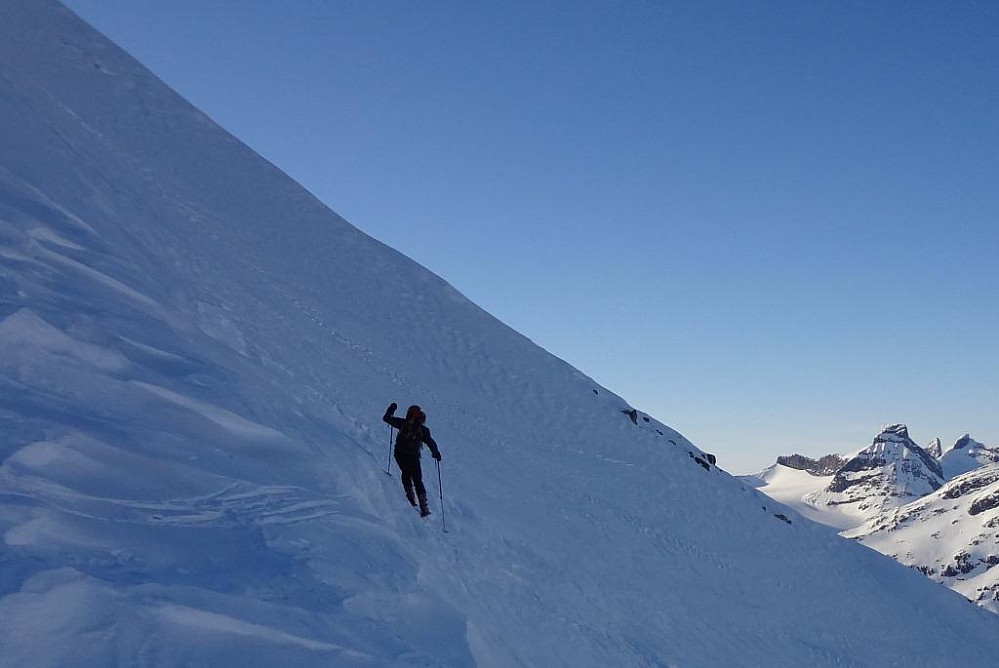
[432,450,442,462]
[387,402,397,414]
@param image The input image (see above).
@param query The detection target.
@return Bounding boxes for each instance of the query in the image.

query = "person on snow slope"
[383,403,442,517]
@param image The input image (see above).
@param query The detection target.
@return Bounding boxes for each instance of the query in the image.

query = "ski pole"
[436,459,447,533]
[385,426,394,476]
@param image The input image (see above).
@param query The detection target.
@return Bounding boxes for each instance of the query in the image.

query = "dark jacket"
[383,406,441,458]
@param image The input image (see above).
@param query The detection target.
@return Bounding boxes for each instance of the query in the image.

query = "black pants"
[394,450,426,498]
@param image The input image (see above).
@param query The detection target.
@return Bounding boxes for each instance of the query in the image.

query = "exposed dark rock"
[953,435,974,451]
[621,408,638,425]
[941,552,977,578]
[689,451,711,471]
[975,585,999,603]
[969,491,999,517]
[774,513,792,524]
[954,552,976,574]
[943,473,999,499]
[880,423,912,440]
[777,453,848,476]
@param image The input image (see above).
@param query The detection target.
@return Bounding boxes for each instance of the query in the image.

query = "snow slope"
[741,464,852,530]
[845,464,999,614]
[3,1,999,666]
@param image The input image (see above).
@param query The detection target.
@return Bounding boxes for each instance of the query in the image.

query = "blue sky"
[63,1,997,473]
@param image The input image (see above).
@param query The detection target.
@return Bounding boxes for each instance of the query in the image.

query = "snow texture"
[2,1,999,666]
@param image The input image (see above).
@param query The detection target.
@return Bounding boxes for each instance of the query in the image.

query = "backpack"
[401,406,426,443]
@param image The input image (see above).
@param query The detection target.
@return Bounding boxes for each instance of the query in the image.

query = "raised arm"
[382,403,405,430]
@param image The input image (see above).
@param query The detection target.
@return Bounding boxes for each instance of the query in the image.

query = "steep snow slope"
[2,2,999,666]
[804,424,944,524]
[845,464,999,614]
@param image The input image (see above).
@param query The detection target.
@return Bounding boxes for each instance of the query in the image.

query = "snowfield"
[741,464,854,530]
[2,1,999,666]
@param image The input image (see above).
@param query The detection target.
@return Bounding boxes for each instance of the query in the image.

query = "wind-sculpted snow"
[2,1,999,666]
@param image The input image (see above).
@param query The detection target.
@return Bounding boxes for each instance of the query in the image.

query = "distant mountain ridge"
[750,424,999,614]
[804,424,944,521]
[776,453,849,476]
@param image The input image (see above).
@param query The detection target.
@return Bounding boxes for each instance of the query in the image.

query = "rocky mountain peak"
[926,438,943,459]
[953,434,975,450]
[875,423,912,443]
[940,435,999,480]
[804,424,944,521]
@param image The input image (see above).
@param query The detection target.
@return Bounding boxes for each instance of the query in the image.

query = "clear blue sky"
[63,0,997,473]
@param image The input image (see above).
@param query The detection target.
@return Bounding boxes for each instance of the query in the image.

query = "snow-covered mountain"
[940,434,999,480]
[926,437,944,459]
[3,1,999,666]
[747,425,947,531]
[752,431,999,533]
[845,464,999,614]
[751,430,999,614]
[803,424,944,524]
